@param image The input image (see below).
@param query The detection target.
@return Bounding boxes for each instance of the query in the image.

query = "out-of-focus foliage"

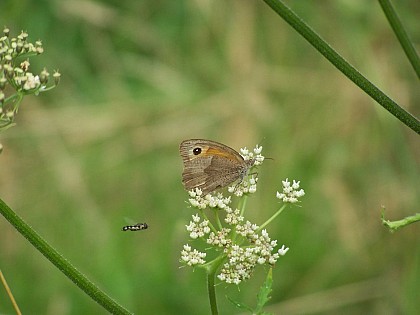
[0,1,419,314]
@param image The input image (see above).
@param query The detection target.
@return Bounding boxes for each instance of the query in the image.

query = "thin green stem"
[0,121,16,133]
[0,269,22,315]
[4,93,21,104]
[203,255,225,315]
[39,85,57,92]
[214,209,223,230]
[199,209,218,233]
[262,0,420,134]
[0,198,132,315]
[13,92,24,113]
[378,0,420,79]
[257,204,287,233]
[238,194,249,217]
[1,92,23,132]
[230,194,249,243]
[381,211,420,232]
[207,270,218,315]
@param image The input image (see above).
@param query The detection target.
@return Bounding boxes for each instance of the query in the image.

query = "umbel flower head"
[276,178,305,203]
[180,144,303,285]
[0,27,60,135]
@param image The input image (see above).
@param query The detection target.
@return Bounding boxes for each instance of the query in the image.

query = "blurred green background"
[1,0,419,314]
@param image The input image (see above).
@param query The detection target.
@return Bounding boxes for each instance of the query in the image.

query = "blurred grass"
[0,0,419,314]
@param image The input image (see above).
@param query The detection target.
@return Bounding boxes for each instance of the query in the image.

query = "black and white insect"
[122,223,148,231]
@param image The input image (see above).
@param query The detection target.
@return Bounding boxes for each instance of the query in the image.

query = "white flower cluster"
[14,70,41,91]
[226,144,264,197]
[240,144,265,165]
[186,214,211,239]
[224,208,244,225]
[218,245,257,285]
[180,244,206,266]
[228,175,258,197]
[0,31,44,55]
[207,228,232,248]
[0,31,48,92]
[276,178,305,203]
[181,200,289,284]
[188,189,232,210]
[216,212,289,284]
[235,220,259,239]
[218,231,289,284]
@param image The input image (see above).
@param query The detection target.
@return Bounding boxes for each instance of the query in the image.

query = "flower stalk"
[180,144,304,312]
[0,198,132,315]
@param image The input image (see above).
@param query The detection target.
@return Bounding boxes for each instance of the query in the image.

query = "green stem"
[381,211,420,232]
[262,0,420,134]
[238,194,249,217]
[257,204,287,232]
[0,121,16,133]
[378,0,420,79]
[207,270,218,315]
[199,209,217,233]
[203,255,225,315]
[4,93,21,104]
[0,198,132,315]
[39,85,57,92]
[0,269,22,315]
[214,209,223,230]
[230,194,249,243]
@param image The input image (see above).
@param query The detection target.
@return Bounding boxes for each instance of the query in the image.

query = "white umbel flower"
[180,244,206,266]
[276,178,305,203]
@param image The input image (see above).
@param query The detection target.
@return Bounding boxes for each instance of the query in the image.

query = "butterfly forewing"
[179,139,254,195]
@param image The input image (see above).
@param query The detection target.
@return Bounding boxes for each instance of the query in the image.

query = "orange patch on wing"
[205,147,237,160]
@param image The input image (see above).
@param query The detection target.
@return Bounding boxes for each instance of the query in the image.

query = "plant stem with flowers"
[0,27,60,140]
[180,144,305,314]
[0,28,134,315]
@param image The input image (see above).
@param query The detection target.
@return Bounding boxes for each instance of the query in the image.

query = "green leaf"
[226,295,253,312]
[255,267,273,313]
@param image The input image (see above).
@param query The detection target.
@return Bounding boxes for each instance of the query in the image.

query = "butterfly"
[180,139,255,195]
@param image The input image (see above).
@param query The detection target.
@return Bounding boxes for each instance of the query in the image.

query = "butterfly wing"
[181,154,212,191]
[179,139,247,194]
[201,154,247,194]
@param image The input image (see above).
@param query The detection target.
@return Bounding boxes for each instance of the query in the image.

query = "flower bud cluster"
[276,179,305,203]
[0,27,60,134]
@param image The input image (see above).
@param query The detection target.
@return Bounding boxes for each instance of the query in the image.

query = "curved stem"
[203,255,225,315]
[257,204,287,233]
[238,194,249,217]
[378,0,420,78]
[0,121,16,133]
[207,270,218,315]
[214,209,223,230]
[381,210,420,231]
[0,269,22,315]
[230,194,249,243]
[0,198,132,315]
[262,0,420,134]
[4,93,21,104]
[199,209,218,233]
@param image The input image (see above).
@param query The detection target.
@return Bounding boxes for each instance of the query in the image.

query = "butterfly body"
[179,139,254,195]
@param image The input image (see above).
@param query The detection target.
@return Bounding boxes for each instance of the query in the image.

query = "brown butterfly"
[179,139,255,195]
